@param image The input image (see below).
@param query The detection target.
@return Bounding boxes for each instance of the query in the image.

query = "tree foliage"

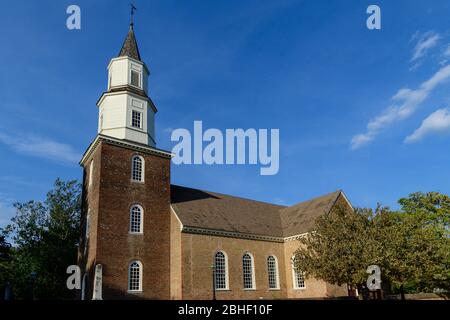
[293,204,380,287]
[0,234,12,298]
[293,192,450,295]
[1,179,81,299]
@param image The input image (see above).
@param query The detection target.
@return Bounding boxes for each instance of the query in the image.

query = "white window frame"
[81,273,88,300]
[129,64,142,89]
[292,256,306,290]
[130,70,141,88]
[131,155,144,182]
[85,211,90,240]
[242,252,256,290]
[267,255,280,290]
[128,260,143,292]
[88,159,94,188]
[84,210,90,255]
[129,204,143,234]
[214,251,229,291]
[131,110,142,129]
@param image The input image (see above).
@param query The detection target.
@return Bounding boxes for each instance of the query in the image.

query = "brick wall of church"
[78,143,103,300]
[178,230,348,300]
[84,140,172,299]
[283,239,330,298]
[176,193,351,300]
[170,208,183,299]
[180,232,287,300]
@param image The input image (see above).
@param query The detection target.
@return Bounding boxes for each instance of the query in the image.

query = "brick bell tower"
[78,21,172,300]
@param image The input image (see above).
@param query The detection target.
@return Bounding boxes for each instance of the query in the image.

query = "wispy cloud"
[351,64,450,150]
[439,44,450,65]
[0,132,81,164]
[405,107,450,143]
[410,31,440,63]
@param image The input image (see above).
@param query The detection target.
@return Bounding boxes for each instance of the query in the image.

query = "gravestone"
[92,264,103,300]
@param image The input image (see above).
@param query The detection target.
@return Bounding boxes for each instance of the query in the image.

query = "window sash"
[292,257,306,289]
[242,254,254,289]
[267,256,278,289]
[214,252,227,290]
[130,70,141,88]
[130,206,142,233]
[131,156,143,182]
[128,262,142,291]
[131,110,142,129]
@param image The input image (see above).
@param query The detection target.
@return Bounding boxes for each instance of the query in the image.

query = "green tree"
[0,234,12,299]
[293,192,450,300]
[396,192,450,292]
[2,179,81,299]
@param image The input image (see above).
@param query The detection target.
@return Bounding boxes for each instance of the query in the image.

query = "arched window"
[267,255,279,289]
[292,256,306,289]
[128,261,142,292]
[242,253,255,290]
[88,159,94,188]
[130,205,143,234]
[131,155,144,182]
[84,210,90,255]
[81,273,88,300]
[85,211,90,240]
[214,251,229,290]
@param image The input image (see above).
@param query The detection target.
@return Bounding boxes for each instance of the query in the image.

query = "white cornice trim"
[338,190,354,211]
[179,226,312,243]
[79,134,173,166]
[283,232,309,242]
[179,226,285,243]
[107,56,150,74]
[96,90,157,113]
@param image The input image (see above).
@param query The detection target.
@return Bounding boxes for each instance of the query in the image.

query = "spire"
[118,12,141,61]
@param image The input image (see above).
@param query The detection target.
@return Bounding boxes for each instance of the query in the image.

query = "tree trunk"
[400,284,405,300]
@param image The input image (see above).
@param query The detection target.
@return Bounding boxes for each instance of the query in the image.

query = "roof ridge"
[280,190,341,211]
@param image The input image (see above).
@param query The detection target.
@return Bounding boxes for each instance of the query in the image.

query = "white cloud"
[351,64,450,150]
[0,132,81,164]
[411,31,440,63]
[405,108,450,143]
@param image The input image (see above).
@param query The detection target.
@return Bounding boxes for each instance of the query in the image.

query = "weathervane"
[130,3,137,25]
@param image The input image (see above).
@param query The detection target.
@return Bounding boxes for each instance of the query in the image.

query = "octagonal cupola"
[97,22,157,147]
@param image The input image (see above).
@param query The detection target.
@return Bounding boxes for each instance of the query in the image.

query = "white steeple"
[96,23,156,147]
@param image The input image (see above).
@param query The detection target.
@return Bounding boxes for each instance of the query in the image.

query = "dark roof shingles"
[279,191,340,236]
[170,185,341,238]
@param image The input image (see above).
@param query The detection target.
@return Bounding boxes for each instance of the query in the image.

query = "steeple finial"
[130,3,137,26]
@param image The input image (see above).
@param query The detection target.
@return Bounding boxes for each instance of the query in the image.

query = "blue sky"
[2,0,450,227]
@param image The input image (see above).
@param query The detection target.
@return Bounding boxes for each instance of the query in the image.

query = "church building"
[78,22,352,300]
